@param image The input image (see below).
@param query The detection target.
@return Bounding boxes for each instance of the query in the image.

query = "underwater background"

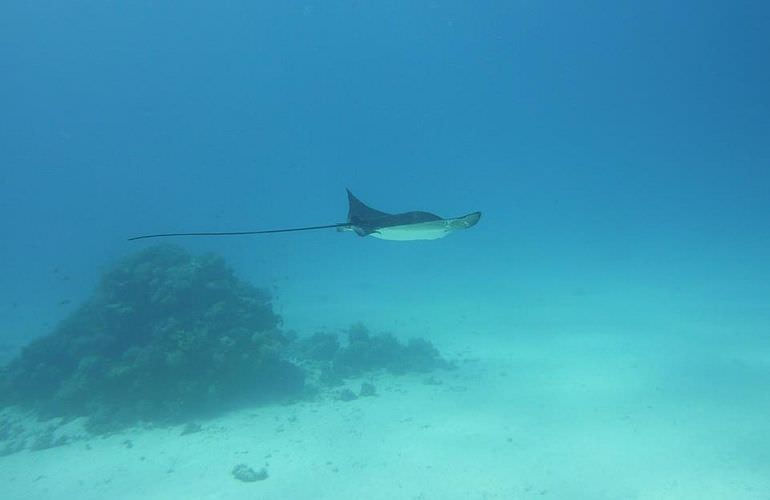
[1,1,770,499]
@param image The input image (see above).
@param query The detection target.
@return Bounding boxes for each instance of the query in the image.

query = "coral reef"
[0,246,451,437]
[294,322,452,381]
[294,332,340,361]
[0,245,303,431]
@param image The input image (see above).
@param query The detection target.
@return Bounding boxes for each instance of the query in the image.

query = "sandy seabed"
[2,289,770,500]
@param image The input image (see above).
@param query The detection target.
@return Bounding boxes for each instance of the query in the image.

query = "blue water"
[1,1,770,498]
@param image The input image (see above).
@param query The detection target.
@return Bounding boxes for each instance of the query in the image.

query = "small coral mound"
[0,245,303,432]
[294,322,452,381]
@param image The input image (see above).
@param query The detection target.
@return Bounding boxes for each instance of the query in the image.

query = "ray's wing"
[346,189,391,223]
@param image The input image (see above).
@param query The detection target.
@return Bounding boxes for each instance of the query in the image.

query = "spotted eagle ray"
[128,189,481,241]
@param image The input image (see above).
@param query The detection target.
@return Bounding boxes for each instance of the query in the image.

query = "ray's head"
[451,211,482,230]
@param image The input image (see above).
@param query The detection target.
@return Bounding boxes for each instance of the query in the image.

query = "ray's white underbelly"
[369,222,451,241]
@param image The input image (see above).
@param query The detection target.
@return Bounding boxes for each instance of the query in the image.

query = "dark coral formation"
[294,322,451,380]
[336,388,358,402]
[359,382,376,397]
[334,322,451,376]
[0,245,303,431]
[294,332,340,362]
[0,246,451,436]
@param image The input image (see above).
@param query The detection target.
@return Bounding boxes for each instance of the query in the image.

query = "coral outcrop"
[0,246,451,436]
[294,322,452,382]
[0,245,303,431]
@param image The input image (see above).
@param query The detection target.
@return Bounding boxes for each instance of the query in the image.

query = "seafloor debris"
[232,463,268,482]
